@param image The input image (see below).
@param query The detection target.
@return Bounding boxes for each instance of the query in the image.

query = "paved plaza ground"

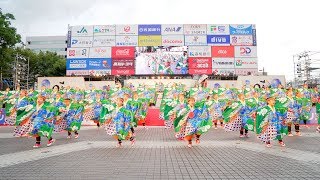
[0,125,320,180]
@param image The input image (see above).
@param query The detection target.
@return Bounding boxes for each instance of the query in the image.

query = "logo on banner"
[210,25,225,33]
[116,49,130,56]
[124,26,131,32]
[164,27,182,33]
[77,27,88,34]
[240,47,251,55]
[207,35,230,44]
[236,59,243,66]
[230,25,253,35]
[94,26,115,34]
[72,39,78,45]
[138,25,161,35]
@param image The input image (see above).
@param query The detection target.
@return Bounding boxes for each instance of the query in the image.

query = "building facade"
[26,36,67,57]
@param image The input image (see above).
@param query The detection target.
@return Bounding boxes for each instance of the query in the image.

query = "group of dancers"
[0,80,319,148]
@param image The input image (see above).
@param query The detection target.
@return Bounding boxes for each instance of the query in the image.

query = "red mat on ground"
[139,107,164,126]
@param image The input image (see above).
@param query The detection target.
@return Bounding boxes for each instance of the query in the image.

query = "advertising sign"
[235,68,258,76]
[111,46,135,59]
[87,58,112,70]
[188,46,211,57]
[161,35,184,46]
[234,58,258,68]
[138,35,162,46]
[71,26,93,37]
[93,25,116,36]
[189,69,212,75]
[252,29,257,46]
[207,24,230,35]
[116,24,138,35]
[229,24,253,35]
[138,24,161,35]
[67,29,72,48]
[66,70,89,76]
[111,59,135,75]
[66,59,87,70]
[230,35,253,46]
[184,35,207,46]
[184,24,207,35]
[116,36,138,46]
[188,57,212,69]
[212,58,235,68]
[70,37,93,48]
[212,68,236,75]
[93,36,116,47]
[89,69,111,76]
[234,46,257,58]
[67,48,89,58]
[207,35,230,45]
[89,47,112,58]
[161,24,184,35]
[211,46,234,57]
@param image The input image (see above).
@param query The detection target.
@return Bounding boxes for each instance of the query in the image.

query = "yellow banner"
[138,35,162,46]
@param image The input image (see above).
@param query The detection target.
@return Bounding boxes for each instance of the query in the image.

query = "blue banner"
[229,25,253,35]
[138,24,161,35]
[207,35,230,45]
[252,29,257,46]
[0,108,5,125]
[88,58,112,70]
[67,30,72,48]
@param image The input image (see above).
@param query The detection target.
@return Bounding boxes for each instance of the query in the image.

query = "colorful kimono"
[29,103,57,139]
[12,98,35,136]
[256,105,287,143]
[64,103,84,132]
[205,99,225,121]
[160,98,178,128]
[167,100,186,129]
[174,104,211,139]
[276,97,301,124]
[53,98,68,132]
[297,97,311,122]
[126,98,144,127]
[104,106,133,140]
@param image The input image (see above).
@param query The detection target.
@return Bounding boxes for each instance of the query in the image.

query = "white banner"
[89,47,111,58]
[116,24,138,35]
[66,70,89,76]
[188,46,211,57]
[235,69,258,76]
[184,35,207,46]
[184,24,207,35]
[161,24,184,35]
[237,75,286,88]
[93,25,116,36]
[71,26,93,37]
[161,35,185,46]
[234,46,257,57]
[38,77,86,90]
[70,37,93,48]
[212,68,236,75]
[207,24,230,35]
[212,58,235,68]
[93,36,116,47]
[84,81,115,90]
[115,36,138,46]
[234,58,258,69]
[88,69,111,76]
[230,35,253,46]
[67,48,89,58]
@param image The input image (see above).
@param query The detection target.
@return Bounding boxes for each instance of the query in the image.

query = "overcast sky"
[1,0,319,80]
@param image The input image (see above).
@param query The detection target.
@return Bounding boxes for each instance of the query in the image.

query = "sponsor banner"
[112,59,135,69]
[89,69,111,76]
[89,47,112,58]
[234,46,257,58]
[66,59,87,70]
[161,24,184,35]
[252,29,257,46]
[116,36,138,46]
[70,36,93,48]
[211,46,234,57]
[138,35,162,46]
[93,36,116,47]
[230,35,253,46]
[234,58,258,69]
[212,58,235,68]
[111,69,135,75]
[116,24,138,35]
[212,68,236,75]
[189,69,212,75]
[93,25,116,36]
[66,70,89,76]
[87,58,112,70]
[0,108,5,125]
[184,35,207,46]
[71,25,93,37]
[188,46,211,57]
[229,24,253,35]
[138,24,161,35]
[184,24,207,35]
[207,24,230,35]
[161,35,185,46]
[111,47,135,59]
[67,48,89,58]
[188,57,212,69]
[207,35,230,45]
[235,68,258,76]
[67,29,72,48]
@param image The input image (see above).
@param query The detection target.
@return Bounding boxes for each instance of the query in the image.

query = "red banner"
[111,46,135,59]
[188,57,212,69]
[111,69,135,75]
[111,59,134,75]
[211,46,234,57]
[189,69,212,75]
